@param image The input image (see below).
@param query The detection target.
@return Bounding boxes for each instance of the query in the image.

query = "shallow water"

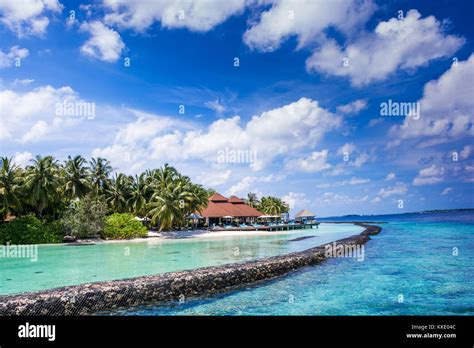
[114,212,474,315]
[0,223,362,295]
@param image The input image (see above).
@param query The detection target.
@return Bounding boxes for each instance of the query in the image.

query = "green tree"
[105,173,130,212]
[127,173,150,216]
[89,157,112,196]
[61,195,107,238]
[102,213,147,239]
[258,196,289,215]
[0,157,22,217]
[64,155,90,200]
[245,192,259,208]
[23,156,62,217]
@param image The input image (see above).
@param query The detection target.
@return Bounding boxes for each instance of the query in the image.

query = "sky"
[0,0,473,217]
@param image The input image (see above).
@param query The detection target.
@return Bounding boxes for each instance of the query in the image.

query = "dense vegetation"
[246,193,289,215]
[0,155,289,244]
[103,213,148,239]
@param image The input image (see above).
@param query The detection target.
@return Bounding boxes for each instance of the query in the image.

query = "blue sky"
[0,0,473,217]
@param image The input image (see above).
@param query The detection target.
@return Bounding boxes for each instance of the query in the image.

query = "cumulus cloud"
[0,85,78,143]
[80,21,125,62]
[441,187,452,195]
[321,191,368,205]
[12,151,34,167]
[460,145,473,160]
[197,169,232,187]
[389,54,474,145]
[306,10,464,86]
[227,174,284,196]
[0,0,62,37]
[205,99,226,114]
[412,165,444,186]
[102,0,246,32]
[385,172,396,181]
[0,46,29,68]
[378,182,408,197]
[243,0,375,52]
[336,99,367,115]
[282,191,309,210]
[285,149,331,173]
[337,142,356,156]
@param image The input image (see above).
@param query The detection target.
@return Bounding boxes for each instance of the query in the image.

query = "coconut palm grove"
[0,155,289,243]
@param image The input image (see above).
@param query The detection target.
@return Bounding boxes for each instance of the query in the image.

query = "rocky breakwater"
[0,224,381,316]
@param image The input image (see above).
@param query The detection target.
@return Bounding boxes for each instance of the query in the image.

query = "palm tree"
[105,173,130,212]
[127,173,150,216]
[146,165,208,231]
[258,196,289,215]
[246,192,259,208]
[64,155,90,200]
[147,182,188,231]
[0,157,22,217]
[89,157,112,196]
[23,156,62,217]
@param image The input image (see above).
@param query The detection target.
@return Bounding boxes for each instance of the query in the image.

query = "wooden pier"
[209,222,319,232]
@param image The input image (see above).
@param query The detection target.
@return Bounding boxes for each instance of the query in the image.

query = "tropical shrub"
[102,213,147,239]
[61,195,107,238]
[0,214,64,244]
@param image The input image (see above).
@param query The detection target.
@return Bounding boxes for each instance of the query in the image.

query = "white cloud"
[368,118,383,127]
[385,172,396,181]
[321,191,368,205]
[21,120,50,143]
[336,99,367,115]
[13,151,34,167]
[441,187,452,195]
[337,142,356,156]
[350,152,369,167]
[412,165,444,186]
[12,78,35,86]
[306,10,464,86]
[378,182,408,197]
[0,85,75,142]
[460,145,473,159]
[243,0,375,52]
[0,46,29,68]
[80,21,125,62]
[197,169,232,187]
[0,0,62,37]
[316,177,370,188]
[205,99,226,114]
[282,192,309,210]
[91,98,339,176]
[285,149,331,173]
[390,54,474,145]
[103,0,246,32]
[226,174,284,196]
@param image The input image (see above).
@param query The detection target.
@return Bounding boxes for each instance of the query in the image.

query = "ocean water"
[113,211,474,315]
[0,223,362,295]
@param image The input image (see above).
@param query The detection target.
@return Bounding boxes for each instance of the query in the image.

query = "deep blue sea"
[111,210,474,315]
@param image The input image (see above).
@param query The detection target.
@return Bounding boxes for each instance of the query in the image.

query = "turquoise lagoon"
[110,211,474,315]
[0,223,362,295]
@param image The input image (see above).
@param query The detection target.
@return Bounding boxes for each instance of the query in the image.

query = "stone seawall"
[0,224,381,316]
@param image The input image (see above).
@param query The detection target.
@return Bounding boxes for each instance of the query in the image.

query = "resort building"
[198,193,264,226]
[295,209,316,223]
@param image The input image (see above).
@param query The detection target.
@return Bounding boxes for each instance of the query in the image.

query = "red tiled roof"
[199,193,263,218]
[228,195,245,204]
[209,192,228,202]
